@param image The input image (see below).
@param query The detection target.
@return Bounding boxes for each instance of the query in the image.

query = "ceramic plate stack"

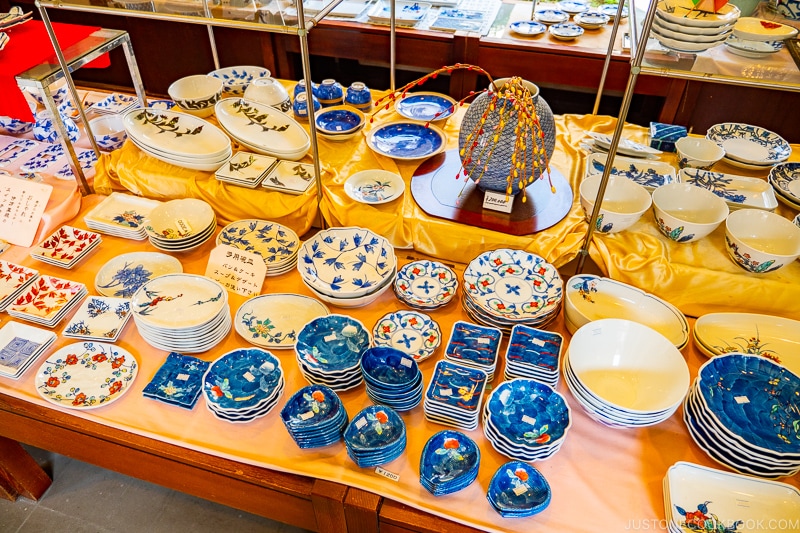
[297,226,397,308]
[393,259,457,310]
[89,93,138,116]
[144,198,217,252]
[6,275,86,327]
[280,384,349,449]
[216,219,299,275]
[142,352,210,409]
[653,0,739,53]
[482,379,571,462]
[130,273,230,353]
[461,249,563,333]
[768,162,800,210]
[122,107,232,171]
[215,98,310,161]
[201,348,284,423]
[503,324,563,387]
[294,314,371,392]
[30,226,102,269]
[424,360,488,431]
[706,122,792,170]
[372,310,441,362]
[683,353,800,478]
[444,321,501,381]
[487,461,552,518]
[83,192,162,240]
[419,430,480,496]
[0,260,39,312]
[360,346,423,412]
[343,404,407,468]
[0,321,57,379]
[234,293,329,350]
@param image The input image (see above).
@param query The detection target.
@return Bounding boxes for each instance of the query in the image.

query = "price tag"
[439,388,453,397]
[242,371,256,383]
[734,395,750,404]
[175,217,192,236]
[531,338,546,347]
[512,483,530,496]
[205,244,266,297]
[176,373,190,381]
[299,411,315,421]
[324,333,338,342]
[375,467,400,482]
[482,190,514,213]
[478,337,490,345]
[521,414,537,426]
[355,417,367,430]
[400,357,413,368]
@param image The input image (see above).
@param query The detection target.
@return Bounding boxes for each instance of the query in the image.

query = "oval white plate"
[130,273,227,329]
[344,169,405,204]
[123,108,230,158]
[679,168,778,211]
[235,293,329,349]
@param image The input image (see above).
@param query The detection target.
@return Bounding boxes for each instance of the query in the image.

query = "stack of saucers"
[371,310,441,362]
[360,346,423,412]
[683,353,800,478]
[6,275,87,327]
[393,259,457,310]
[482,379,571,461]
[461,249,563,333]
[652,0,739,53]
[0,321,57,380]
[419,430,480,496]
[215,98,310,160]
[144,198,217,252]
[280,385,349,449]
[294,314,370,391]
[297,226,397,308]
[503,325,563,387]
[83,192,162,240]
[343,404,407,468]
[444,320,502,382]
[424,360,488,431]
[706,122,791,170]
[768,162,800,210]
[0,260,39,312]
[202,348,284,423]
[130,273,230,353]
[30,226,102,269]
[216,219,299,275]
[487,461,552,518]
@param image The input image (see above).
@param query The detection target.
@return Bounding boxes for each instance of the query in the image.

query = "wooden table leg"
[0,436,51,502]
[311,479,348,533]
[344,487,381,533]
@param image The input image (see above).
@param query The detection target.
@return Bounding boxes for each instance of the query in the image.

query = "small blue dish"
[425,360,488,413]
[445,321,502,368]
[360,346,420,389]
[487,461,551,517]
[315,106,364,135]
[509,20,547,36]
[344,405,406,467]
[366,122,445,161]
[142,352,210,409]
[203,348,283,411]
[420,430,480,496]
[295,314,371,373]
[395,92,456,124]
[505,324,563,373]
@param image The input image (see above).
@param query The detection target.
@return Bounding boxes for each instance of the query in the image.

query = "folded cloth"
[0,20,110,123]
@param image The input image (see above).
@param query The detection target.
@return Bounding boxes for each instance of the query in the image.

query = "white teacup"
[244,77,292,113]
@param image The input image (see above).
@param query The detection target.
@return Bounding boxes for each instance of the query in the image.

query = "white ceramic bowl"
[651,182,729,243]
[144,198,216,240]
[579,174,652,234]
[243,77,292,113]
[725,208,800,273]
[675,136,726,170]
[209,66,271,96]
[89,114,127,151]
[568,318,690,414]
[167,74,223,118]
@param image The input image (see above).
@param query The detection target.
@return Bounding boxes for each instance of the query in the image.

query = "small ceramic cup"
[244,77,292,113]
[317,79,344,107]
[293,92,321,121]
[345,81,372,112]
[293,79,319,98]
[33,110,80,143]
[675,137,725,170]
[89,114,127,151]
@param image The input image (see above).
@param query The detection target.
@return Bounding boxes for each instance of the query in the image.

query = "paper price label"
[299,411,315,421]
[478,337,491,345]
[400,357,413,368]
[375,467,400,482]
[176,373,190,381]
[513,483,530,496]
[355,417,367,430]
[482,190,514,213]
[734,395,750,404]
[205,244,266,298]
[174,217,192,236]
[531,338,546,347]
[521,414,537,426]
[242,371,256,383]
[439,388,453,397]
[324,333,338,342]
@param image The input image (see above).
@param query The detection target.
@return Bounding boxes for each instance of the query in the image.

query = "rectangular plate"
[261,160,315,195]
[585,152,677,191]
[679,168,778,211]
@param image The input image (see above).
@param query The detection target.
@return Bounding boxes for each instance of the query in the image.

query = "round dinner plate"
[366,122,446,161]
[706,122,791,165]
[344,169,405,204]
[509,20,547,36]
[95,252,183,298]
[234,293,329,349]
[395,92,456,123]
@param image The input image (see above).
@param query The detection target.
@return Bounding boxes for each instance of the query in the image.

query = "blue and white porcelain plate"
[368,0,430,23]
[393,260,457,309]
[395,92,456,123]
[372,310,441,362]
[600,3,628,18]
[508,20,547,36]
[234,293,329,349]
[445,321,502,368]
[574,11,610,28]
[560,1,589,14]
[217,219,299,267]
[534,9,569,24]
[586,152,677,190]
[315,107,364,135]
[344,169,405,205]
[63,296,131,342]
[506,324,563,372]
[706,123,791,166]
[203,348,283,412]
[768,162,800,206]
[142,352,210,409]
[208,66,271,96]
[95,252,183,299]
[548,22,584,40]
[680,168,779,211]
[366,122,446,161]
[462,249,562,322]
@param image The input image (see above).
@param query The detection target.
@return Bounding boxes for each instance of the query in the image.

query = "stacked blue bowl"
[280,385,349,449]
[360,346,423,411]
[487,461,552,518]
[343,405,406,468]
[419,430,480,496]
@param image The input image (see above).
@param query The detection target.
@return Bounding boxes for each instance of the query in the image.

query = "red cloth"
[0,20,111,122]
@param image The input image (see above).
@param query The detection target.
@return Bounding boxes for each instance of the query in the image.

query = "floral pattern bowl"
[651,182,729,243]
[487,461,551,517]
[295,314,370,391]
[343,404,406,467]
[579,173,652,234]
[724,208,800,274]
[419,430,480,496]
[202,348,283,412]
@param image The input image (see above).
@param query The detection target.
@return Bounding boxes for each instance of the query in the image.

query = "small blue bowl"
[420,430,480,495]
[296,314,371,374]
[315,105,364,135]
[202,348,283,411]
[360,346,420,390]
[487,461,551,517]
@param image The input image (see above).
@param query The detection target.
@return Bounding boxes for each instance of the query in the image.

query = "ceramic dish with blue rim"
[706,123,791,166]
[573,11,610,29]
[534,9,569,24]
[344,169,405,205]
[142,351,210,409]
[560,1,589,14]
[548,22,584,40]
[367,0,430,24]
[202,347,283,412]
[393,259,458,310]
[395,92,456,124]
[445,320,502,369]
[768,162,800,206]
[344,405,406,467]
[600,3,628,18]
[585,152,677,190]
[366,122,446,161]
[235,293,329,350]
[505,324,563,375]
[508,20,547,36]
[216,219,299,267]
[462,248,563,323]
[679,168,778,211]
[295,314,371,373]
[425,360,488,413]
[314,105,365,135]
[487,461,551,517]
[372,310,441,362]
[419,430,480,496]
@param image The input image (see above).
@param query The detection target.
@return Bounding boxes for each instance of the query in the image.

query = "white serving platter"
[215,98,310,160]
[123,108,231,158]
[679,168,778,211]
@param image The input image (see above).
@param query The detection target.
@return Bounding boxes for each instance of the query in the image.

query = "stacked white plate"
[144,198,217,252]
[6,275,87,327]
[724,34,784,59]
[444,320,502,382]
[503,324,563,388]
[461,249,563,333]
[0,260,39,312]
[83,192,162,240]
[0,321,57,379]
[768,162,800,210]
[297,226,397,308]
[201,348,284,423]
[482,379,571,462]
[392,259,457,310]
[130,273,230,353]
[215,98,310,161]
[89,93,138,116]
[30,226,102,269]
[424,360,488,431]
[122,107,232,171]
[653,0,739,53]
[683,353,800,479]
[706,122,792,169]
[216,219,299,275]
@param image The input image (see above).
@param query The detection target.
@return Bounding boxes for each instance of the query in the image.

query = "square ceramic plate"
[83,192,161,231]
[142,351,210,409]
[215,151,277,184]
[30,225,101,267]
[63,296,131,342]
[0,320,56,377]
[262,160,316,194]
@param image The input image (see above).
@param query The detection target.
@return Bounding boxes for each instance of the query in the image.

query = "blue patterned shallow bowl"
[393,260,457,309]
[360,346,420,389]
[315,106,364,135]
[344,404,406,452]
[280,384,344,429]
[208,66,271,96]
[295,314,370,373]
[706,122,791,165]
[395,92,456,124]
[366,122,445,161]
[768,162,800,206]
[372,310,441,361]
[202,348,282,411]
[419,430,480,495]
[487,461,551,517]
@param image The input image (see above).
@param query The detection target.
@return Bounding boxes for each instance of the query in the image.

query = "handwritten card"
[0,176,53,247]
[205,244,266,297]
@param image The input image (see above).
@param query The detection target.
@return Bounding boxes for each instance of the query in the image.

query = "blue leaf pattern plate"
[585,152,677,190]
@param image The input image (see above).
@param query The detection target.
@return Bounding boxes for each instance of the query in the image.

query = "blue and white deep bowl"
[33,111,80,143]
[209,66,271,96]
